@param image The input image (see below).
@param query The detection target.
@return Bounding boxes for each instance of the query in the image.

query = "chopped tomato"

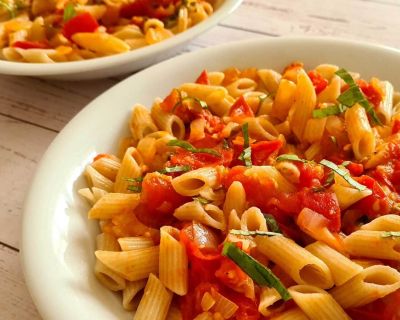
[159,89,193,122]
[297,208,344,251]
[228,95,254,120]
[297,162,324,188]
[251,140,283,166]
[215,257,253,297]
[62,12,99,39]
[195,70,210,85]
[308,70,328,94]
[346,161,364,176]
[353,175,391,218]
[120,0,177,19]
[198,109,225,135]
[393,119,400,134]
[358,79,382,109]
[347,289,400,320]
[12,40,49,49]
[230,294,260,320]
[223,166,277,212]
[134,174,188,228]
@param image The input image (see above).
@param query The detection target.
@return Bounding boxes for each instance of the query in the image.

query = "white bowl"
[0,0,241,80]
[21,37,400,320]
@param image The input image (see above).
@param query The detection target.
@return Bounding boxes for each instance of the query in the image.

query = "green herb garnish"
[335,68,381,125]
[319,159,367,191]
[127,185,142,192]
[312,103,347,119]
[238,123,252,167]
[222,242,291,301]
[312,171,335,192]
[167,139,221,157]
[193,196,210,205]
[229,230,283,237]
[222,139,230,150]
[0,0,16,18]
[381,231,400,238]
[63,2,76,22]
[276,154,307,163]
[263,214,282,234]
[158,165,191,174]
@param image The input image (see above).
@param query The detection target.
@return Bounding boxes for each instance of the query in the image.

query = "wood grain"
[0,244,41,320]
[0,0,399,318]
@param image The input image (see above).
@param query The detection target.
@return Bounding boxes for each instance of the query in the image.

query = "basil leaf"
[341,161,351,167]
[276,154,307,163]
[319,159,367,191]
[124,177,144,183]
[229,230,283,237]
[222,242,291,301]
[312,171,335,192]
[158,165,191,174]
[167,139,221,157]
[127,185,142,193]
[238,123,252,167]
[381,231,400,238]
[193,196,210,205]
[63,2,76,22]
[263,214,282,234]
[312,104,347,119]
[222,139,230,150]
[0,0,16,18]
[335,68,382,125]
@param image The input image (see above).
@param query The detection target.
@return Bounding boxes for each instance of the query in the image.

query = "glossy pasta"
[80,63,400,319]
[0,0,214,63]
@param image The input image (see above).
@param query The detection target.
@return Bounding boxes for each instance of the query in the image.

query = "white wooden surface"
[1,0,399,318]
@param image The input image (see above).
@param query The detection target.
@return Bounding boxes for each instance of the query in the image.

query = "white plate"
[0,0,241,80]
[22,37,400,320]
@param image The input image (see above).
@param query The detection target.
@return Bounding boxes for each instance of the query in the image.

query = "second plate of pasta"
[22,37,400,319]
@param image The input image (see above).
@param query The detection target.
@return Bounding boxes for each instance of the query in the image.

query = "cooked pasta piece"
[360,214,400,231]
[88,193,140,219]
[130,104,158,141]
[134,273,173,320]
[118,237,154,251]
[255,236,334,289]
[172,167,220,196]
[343,230,400,260]
[114,147,143,193]
[344,104,376,160]
[151,101,186,139]
[223,181,247,218]
[95,246,159,281]
[122,280,146,311]
[330,265,400,308]
[305,241,363,286]
[258,287,283,317]
[288,285,350,320]
[159,226,188,295]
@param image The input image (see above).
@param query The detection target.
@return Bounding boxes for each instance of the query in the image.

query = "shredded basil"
[230,230,283,237]
[167,139,221,157]
[222,139,230,150]
[312,171,335,192]
[312,103,347,118]
[222,242,291,301]
[127,185,142,193]
[341,161,351,167]
[335,68,381,125]
[381,231,400,238]
[276,154,307,163]
[263,214,283,234]
[193,196,210,205]
[124,177,144,183]
[158,165,191,174]
[319,159,367,191]
[0,0,16,18]
[238,123,252,167]
[63,2,76,22]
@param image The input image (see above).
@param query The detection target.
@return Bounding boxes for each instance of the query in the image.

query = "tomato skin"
[346,162,364,176]
[308,70,328,94]
[297,162,324,188]
[251,140,283,166]
[62,12,99,39]
[358,79,382,108]
[12,40,49,49]
[134,174,188,228]
[195,70,210,85]
[228,95,254,120]
[393,119,400,134]
[120,0,177,19]
[353,175,391,218]
[223,166,277,212]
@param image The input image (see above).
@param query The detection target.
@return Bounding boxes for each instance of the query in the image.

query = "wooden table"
[1,0,399,318]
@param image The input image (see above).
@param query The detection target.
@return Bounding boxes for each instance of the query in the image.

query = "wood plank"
[0,244,41,320]
[0,115,56,249]
[226,0,400,47]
